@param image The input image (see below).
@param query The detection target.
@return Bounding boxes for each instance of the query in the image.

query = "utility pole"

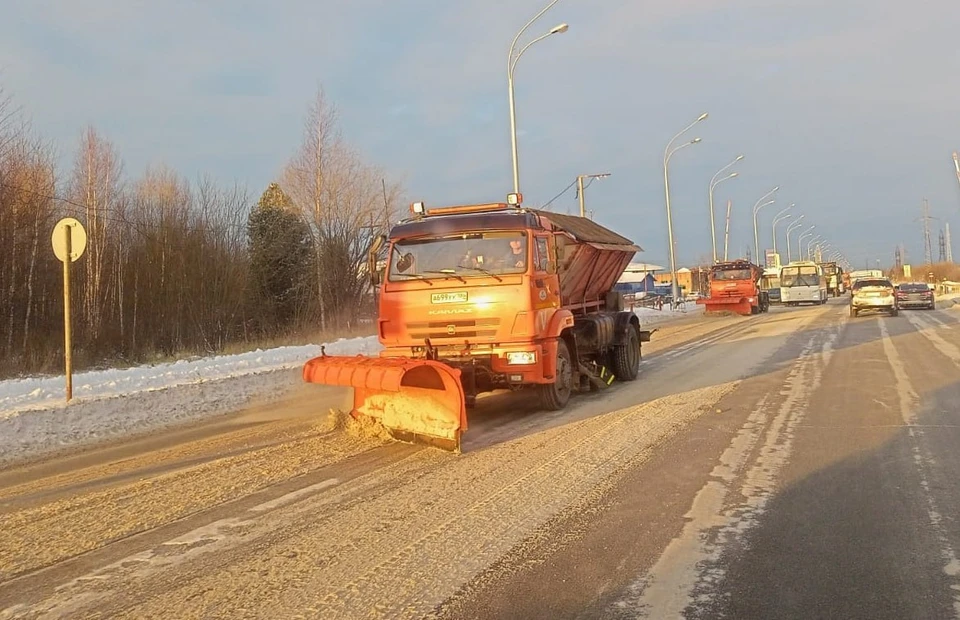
[723,199,732,261]
[575,172,611,218]
[939,228,947,262]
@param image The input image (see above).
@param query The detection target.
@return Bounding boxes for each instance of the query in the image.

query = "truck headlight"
[506,351,537,365]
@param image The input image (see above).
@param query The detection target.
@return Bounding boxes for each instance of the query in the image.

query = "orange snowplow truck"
[696,259,769,316]
[303,195,651,452]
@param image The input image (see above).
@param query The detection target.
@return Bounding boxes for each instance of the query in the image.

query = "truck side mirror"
[367,234,387,287]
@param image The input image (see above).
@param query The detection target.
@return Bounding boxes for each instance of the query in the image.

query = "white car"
[850,278,898,318]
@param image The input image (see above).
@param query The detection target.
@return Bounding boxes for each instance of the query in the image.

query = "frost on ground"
[0,336,381,466]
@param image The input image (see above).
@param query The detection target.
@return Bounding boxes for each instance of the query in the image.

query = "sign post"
[51,218,86,402]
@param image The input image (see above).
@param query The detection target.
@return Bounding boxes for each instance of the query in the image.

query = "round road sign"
[51,218,87,263]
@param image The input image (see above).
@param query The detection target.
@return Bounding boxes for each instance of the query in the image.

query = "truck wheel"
[890,308,899,317]
[611,325,641,381]
[850,307,858,318]
[539,339,573,410]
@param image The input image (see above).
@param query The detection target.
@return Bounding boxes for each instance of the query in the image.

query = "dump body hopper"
[530,210,640,312]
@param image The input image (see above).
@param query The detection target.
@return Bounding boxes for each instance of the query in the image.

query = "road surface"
[2,299,960,619]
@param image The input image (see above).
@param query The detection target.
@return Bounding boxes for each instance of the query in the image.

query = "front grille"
[406,318,501,340]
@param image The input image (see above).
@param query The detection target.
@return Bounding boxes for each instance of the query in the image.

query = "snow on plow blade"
[697,297,752,316]
[302,355,467,452]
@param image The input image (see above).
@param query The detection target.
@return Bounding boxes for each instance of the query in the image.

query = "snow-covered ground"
[0,337,381,465]
[0,305,700,465]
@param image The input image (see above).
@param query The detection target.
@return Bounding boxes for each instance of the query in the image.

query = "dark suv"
[895,282,935,310]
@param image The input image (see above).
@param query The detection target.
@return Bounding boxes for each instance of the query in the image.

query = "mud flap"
[303,355,466,452]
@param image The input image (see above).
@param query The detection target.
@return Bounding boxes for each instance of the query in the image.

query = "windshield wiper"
[422,269,467,283]
[396,273,434,285]
[457,266,503,282]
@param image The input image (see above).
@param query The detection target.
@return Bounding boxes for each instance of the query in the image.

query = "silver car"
[850,278,898,318]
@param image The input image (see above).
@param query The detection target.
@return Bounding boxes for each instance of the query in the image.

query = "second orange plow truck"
[303,193,653,452]
[696,259,770,316]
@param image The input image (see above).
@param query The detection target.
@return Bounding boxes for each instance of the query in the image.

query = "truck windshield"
[389,231,527,281]
[713,269,753,281]
[781,267,819,287]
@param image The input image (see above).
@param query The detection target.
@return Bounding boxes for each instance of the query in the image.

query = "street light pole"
[771,204,794,255]
[785,216,805,263]
[807,236,822,261]
[751,186,779,266]
[577,172,611,217]
[797,226,816,261]
[708,155,743,263]
[507,1,568,195]
[663,112,708,301]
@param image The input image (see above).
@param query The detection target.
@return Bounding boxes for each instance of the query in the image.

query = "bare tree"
[282,87,403,331]
[282,87,344,331]
[69,126,124,344]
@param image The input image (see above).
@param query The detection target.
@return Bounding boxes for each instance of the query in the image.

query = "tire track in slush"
[603,310,840,619]
[881,317,960,618]
[22,383,738,620]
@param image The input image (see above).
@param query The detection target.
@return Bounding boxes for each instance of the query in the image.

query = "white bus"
[780,261,828,306]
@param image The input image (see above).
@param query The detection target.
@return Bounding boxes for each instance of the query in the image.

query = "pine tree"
[247,183,313,333]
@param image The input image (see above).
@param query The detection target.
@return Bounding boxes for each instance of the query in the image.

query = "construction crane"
[953,152,960,193]
[947,222,954,263]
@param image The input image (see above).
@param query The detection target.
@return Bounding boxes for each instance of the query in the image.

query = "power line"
[541,176,599,211]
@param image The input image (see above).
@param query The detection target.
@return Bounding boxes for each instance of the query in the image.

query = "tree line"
[0,86,401,378]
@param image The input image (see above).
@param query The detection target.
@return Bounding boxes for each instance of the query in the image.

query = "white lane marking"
[879,319,960,618]
[610,320,838,618]
[904,312,960,364]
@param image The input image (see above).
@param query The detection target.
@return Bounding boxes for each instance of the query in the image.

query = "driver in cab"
[500,239,525,269]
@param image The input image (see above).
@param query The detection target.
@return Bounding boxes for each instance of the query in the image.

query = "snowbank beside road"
[634,304,706,327]
[0,336,381,415]
[0,336,382,465]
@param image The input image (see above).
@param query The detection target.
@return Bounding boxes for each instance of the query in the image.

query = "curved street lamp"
[507,0,569,195]
[708,155,743,263]
[752,186,779,265]
[797,226,817,260]
[663,112,708,300]
[784,216,806,262]
[807,235,823,261]
[771,203,794,255]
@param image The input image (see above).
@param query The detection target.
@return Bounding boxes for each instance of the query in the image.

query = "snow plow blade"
[302,355,467,452]
[696,297,752,316]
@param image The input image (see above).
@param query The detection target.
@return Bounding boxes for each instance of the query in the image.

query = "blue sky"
[2,0,959,268]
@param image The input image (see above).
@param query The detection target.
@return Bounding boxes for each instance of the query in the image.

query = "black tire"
[539,339,573,410]
[611,325,641,382]
[850,306,858,318]
[465,395,477,409]
[890,308,899,317]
